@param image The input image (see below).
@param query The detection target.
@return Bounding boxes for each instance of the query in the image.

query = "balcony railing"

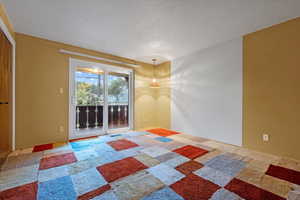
[76,103,129,129]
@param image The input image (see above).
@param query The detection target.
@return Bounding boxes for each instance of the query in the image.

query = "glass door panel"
[75,67,104,131]
[69,59,133,139]
[107,72,129,129]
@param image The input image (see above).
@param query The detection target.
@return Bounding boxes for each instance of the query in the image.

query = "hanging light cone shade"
[150,58,160,88]
[150,78,160,88]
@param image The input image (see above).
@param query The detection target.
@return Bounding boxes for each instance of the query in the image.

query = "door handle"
[0,102,8,104]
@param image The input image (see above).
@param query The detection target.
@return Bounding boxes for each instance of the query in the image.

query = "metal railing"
[75,103,129,129]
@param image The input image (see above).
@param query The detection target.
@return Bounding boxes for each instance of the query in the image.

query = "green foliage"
[76,82,103,105]
[108,78,128,102]
[76,77,128,105]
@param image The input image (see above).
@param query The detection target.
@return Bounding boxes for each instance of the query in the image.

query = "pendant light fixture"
[149,58,160,88]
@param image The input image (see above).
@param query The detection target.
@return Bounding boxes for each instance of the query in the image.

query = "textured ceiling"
[3,0,300,63]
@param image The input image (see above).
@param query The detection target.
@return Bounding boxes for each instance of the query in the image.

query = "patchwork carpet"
[0,128,300,200]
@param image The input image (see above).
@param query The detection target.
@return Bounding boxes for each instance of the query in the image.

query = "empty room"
[0,0,300,199]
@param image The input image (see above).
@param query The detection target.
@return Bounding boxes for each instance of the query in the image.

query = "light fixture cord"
[152,59,156,81]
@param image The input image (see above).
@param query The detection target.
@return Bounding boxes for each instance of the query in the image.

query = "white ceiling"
[3,0,300,64]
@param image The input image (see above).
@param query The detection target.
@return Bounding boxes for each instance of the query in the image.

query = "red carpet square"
[33,143,53,152]
[225,178,285,200]
[78,184,111,200]
[173,145,208,159]
[266,164,300,185]
[97,157,148,182]
[107,139,139,151]
[147,128,180,137]
[39,152,77,170]
[0,182,38,200]
[175,160,203,175]
[170,173,220,200]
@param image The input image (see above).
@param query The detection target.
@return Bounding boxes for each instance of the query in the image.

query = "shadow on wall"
[170,38,243,146]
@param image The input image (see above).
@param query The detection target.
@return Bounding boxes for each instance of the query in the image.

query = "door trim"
[68,58,134,139]
[0,16,16,151]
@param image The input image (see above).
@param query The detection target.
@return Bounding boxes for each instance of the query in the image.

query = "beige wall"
[243,17,300,160]
[0,3,14,39]
[15,33,167,149]
[154,61,171,129]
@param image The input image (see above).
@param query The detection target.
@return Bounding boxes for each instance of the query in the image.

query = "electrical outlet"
[59,126,64,133]
[263,134,269,142]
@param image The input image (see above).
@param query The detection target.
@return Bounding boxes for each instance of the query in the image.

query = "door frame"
[0,17,16,151]
[68,58,134,139]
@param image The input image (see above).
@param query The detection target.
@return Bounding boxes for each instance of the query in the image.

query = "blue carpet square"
[71,168,107,195]
[204,154,246,176]
[94,144,126,165]
[142,187,184,200]
[38,176,76,200]
[70,141,92,151]
[194,166,233,187]
[155,137,173,143]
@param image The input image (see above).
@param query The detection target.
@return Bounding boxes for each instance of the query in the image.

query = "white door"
[69,58,133,139]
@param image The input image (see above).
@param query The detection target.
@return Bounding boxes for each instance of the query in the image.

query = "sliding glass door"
[69,59,133,139]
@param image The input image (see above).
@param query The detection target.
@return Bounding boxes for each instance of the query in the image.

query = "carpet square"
[170,173,220,200]
[38,165,69,182]
[163,155,190,168]
[142,187,184,200]
[71,168,107,196]
[175,160,203,175]
[93,143,116,153]
[155,137,173,143]
[44,144,72,157]
[97,157,148,182]
[74,149,99,161]
[134,153,160,167]
[194,149,223,164]
[194,166,233,187]
[108,139,139,151]
[119,146,143,158]
[141,146,170,157]
[147,128,180,137]
[260,174,293,198]
[1,152,43,171]
[147,163,185,185]
[111,170,164,200]
[123,131,149,137]
[0,164,39,192]
[19,147,34,154]
[39,152,77,170]
[38,176,76,200]
[210,188,243,200]
[266,164,300,185]
[173,145,208,159]
[33,143,53,152]
[163,141,186,151]
[127,136,159,148]
[0,181,38,200]
[205,154,246,176]
[156,152,179,162]
[94,148,126,165]
[70,141,93,151]
[90,190,118,200]
[225,178,285,200]
[68,160,96,175]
